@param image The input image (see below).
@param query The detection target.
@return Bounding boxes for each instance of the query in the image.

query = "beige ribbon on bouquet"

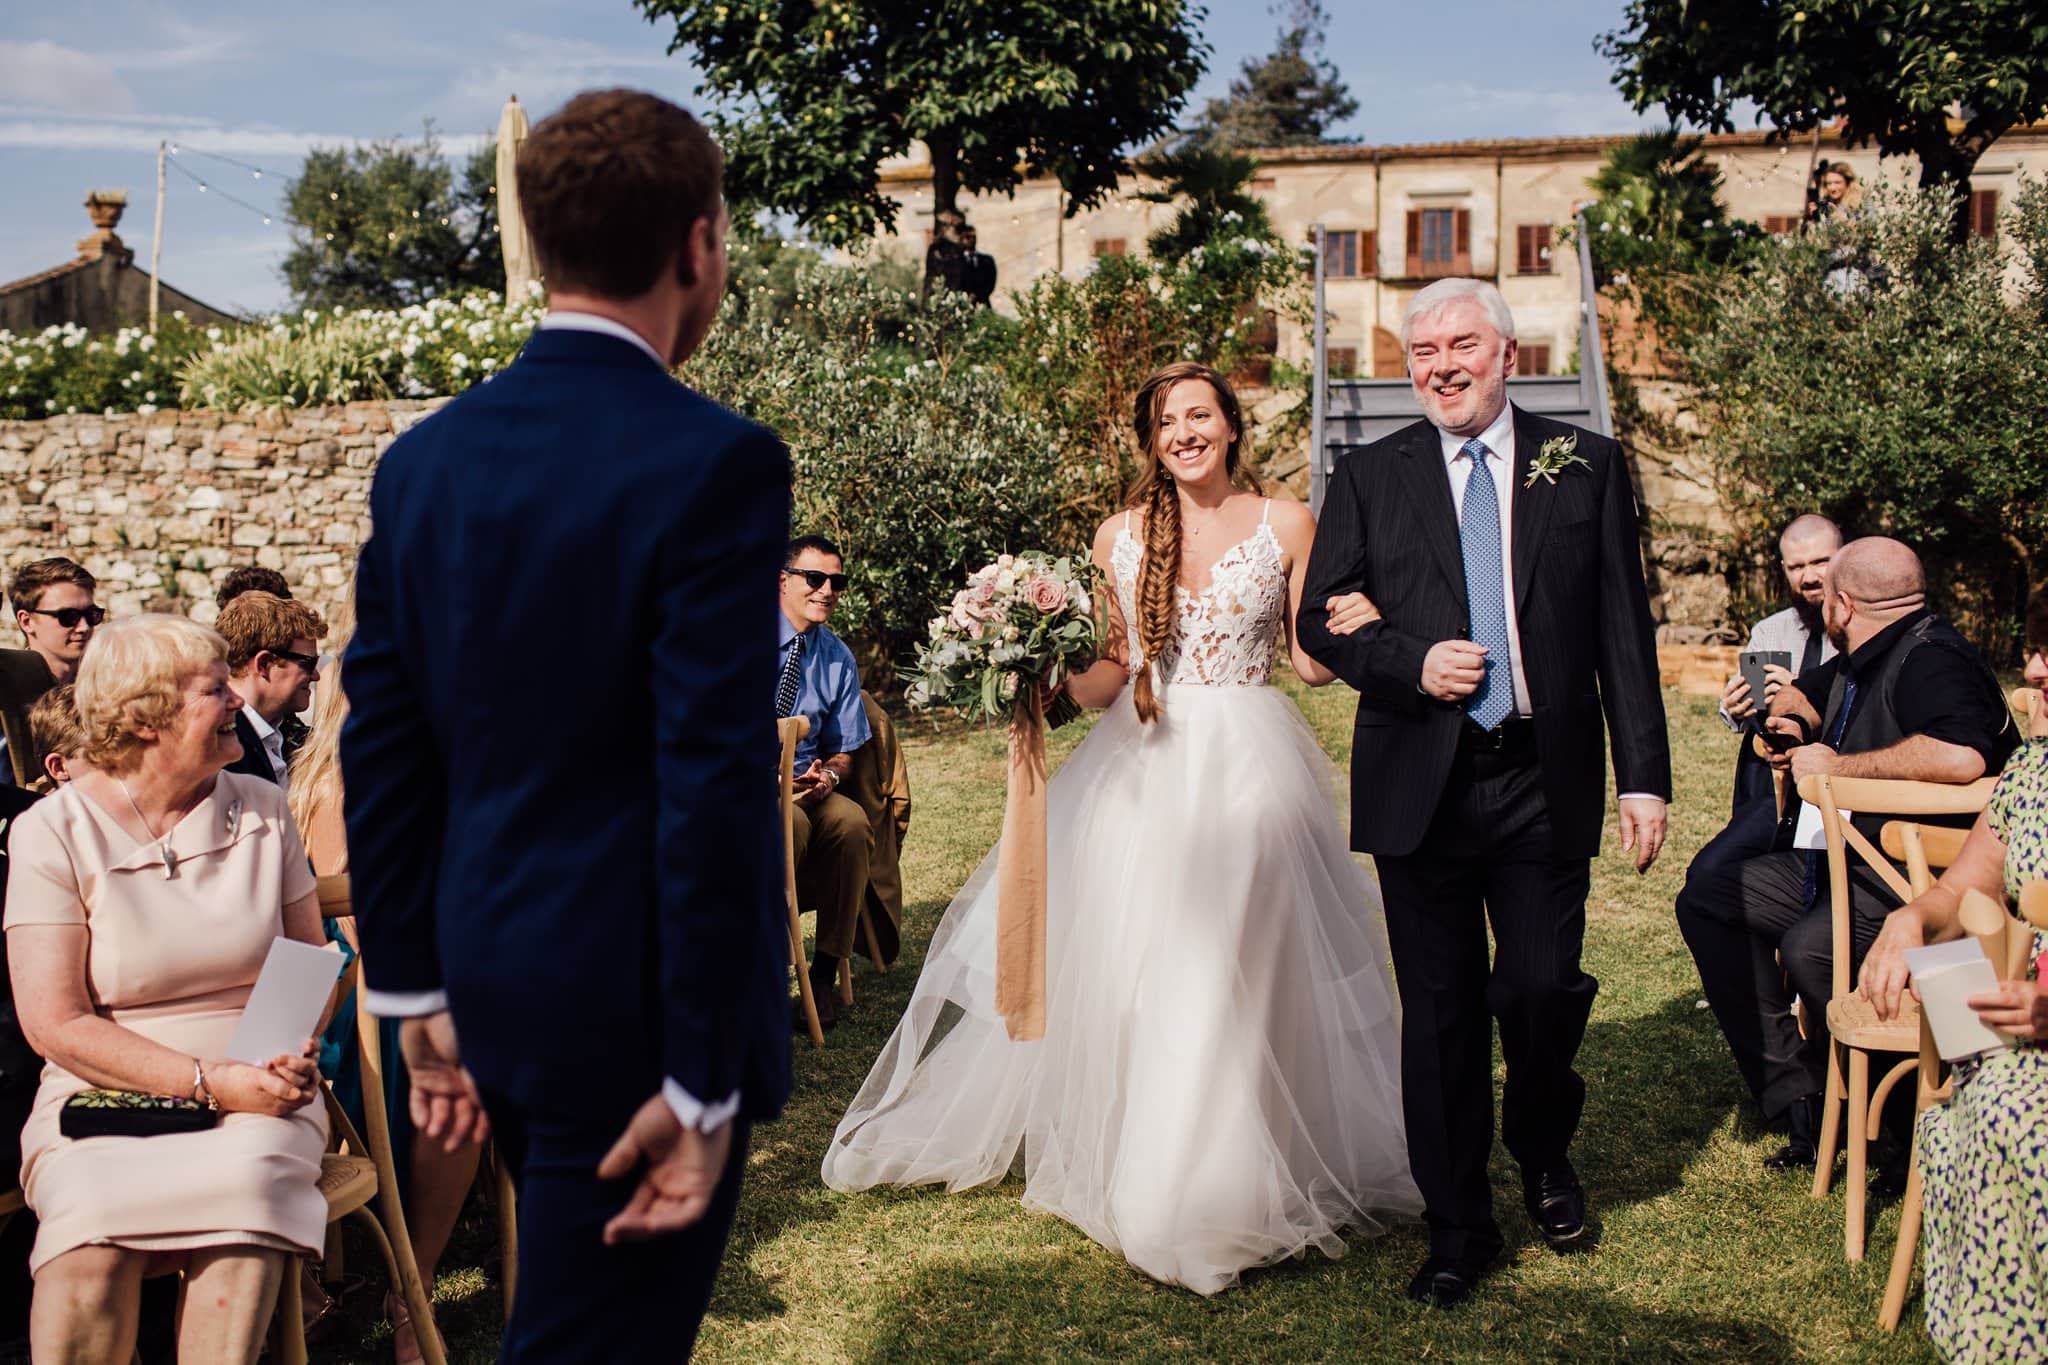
[994,681,1048,1041]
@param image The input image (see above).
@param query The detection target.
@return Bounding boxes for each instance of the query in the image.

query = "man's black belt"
[1460,714,1536,755]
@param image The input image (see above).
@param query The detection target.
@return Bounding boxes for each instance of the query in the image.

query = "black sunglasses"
[26,606,104,629]
[784,569,849,592]
[269,648,321,671]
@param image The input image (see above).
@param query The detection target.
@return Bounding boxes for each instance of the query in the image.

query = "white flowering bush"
[0,314,212,419]
[177,286,546,412]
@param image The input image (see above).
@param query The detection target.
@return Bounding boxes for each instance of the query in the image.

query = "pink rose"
[975,578,999,602]
[1026,577,1067,613]
[965,617,985,639]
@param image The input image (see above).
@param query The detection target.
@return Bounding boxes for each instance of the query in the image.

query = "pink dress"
[4,771,329,1274]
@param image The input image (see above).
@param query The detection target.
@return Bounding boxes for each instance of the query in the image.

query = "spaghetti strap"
[1260,498,1272,525]
[1123,511,1134,535]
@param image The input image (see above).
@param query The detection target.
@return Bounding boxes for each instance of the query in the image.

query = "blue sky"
[0,2,1653,315]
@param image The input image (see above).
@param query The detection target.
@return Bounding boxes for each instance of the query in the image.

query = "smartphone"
[1756,723,1803,754]
[1739,649,1792,703]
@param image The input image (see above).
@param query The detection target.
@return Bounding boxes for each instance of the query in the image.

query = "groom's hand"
[598,1096,732,1244]
[1420,640,1487,700]
[1617,796,1667,873]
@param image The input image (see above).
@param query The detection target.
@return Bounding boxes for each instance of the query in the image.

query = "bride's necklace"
[118,778,186,878]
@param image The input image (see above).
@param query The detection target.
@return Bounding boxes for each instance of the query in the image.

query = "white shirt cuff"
[362,987,449,1018]
[662,1079,740,1133]
[1617,793,1666,804]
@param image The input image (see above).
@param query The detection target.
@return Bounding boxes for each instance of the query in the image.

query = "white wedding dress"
[822,504,1420,1294]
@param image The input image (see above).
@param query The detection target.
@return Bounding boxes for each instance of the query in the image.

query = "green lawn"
[319,687,1939,1363]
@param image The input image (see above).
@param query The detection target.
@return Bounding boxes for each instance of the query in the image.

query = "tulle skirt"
[821,682,1421,1294]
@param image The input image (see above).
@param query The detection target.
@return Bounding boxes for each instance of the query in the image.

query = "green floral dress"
[1916,737,2048,1361]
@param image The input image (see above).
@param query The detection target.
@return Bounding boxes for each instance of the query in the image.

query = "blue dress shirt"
[779,615,870,768]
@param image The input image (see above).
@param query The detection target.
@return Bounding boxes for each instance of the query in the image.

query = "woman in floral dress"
[1856,613,2048,1361]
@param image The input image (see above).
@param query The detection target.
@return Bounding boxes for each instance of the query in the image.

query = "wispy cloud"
[447,30,697,116]
[0,41,139,116]
[0,111,370,161]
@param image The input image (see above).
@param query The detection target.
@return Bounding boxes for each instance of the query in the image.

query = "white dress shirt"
[359,309,738,1134]
[537,311,667,367]
[241,704,287,782]
[1437,406,1663,807]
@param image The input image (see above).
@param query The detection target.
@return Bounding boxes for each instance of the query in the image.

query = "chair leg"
[860,905,887,974]
[1846,1047,1870,1261]
[276,1255,310,1365]
[323,1222,345,1285]
[1813,1041,1845,1199]
[350,1207,448,1365]
[837,956,853,1008]
[1880,1156,1924,1331]
[494,1144,519,1326]
[789,897,824,1048]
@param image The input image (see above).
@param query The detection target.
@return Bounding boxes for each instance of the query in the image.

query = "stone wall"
[0,400,449,628]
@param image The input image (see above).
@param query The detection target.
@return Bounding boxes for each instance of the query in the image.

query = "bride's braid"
[1125,361,1255,725]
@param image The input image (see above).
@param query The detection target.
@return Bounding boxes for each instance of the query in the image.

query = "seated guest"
[1718,514,1843,811]
[27,685,87,789]
[842,691,911,969]
[216,566,293,609]
[215,591,327,784]
[5,614,331,1363]
[1855,589,2048,1360]
[0,559,100,787]
[777,535,872,1027]
[1675,537,2015,1170]
[288,618,479,1365]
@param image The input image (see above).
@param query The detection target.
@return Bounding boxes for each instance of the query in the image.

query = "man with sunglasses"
[215,590,328,784]
[777,535,871,1028]
[0,558,100,786]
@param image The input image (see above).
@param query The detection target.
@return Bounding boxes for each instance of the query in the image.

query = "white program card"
[1792,801,1853,852]
[226,937,344,1064]
[1904,938,2011,1061]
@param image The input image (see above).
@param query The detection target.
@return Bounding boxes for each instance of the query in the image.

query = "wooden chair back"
[777,717,825,1048]
[1879,823,1970,899]
[1796,774,1999,999]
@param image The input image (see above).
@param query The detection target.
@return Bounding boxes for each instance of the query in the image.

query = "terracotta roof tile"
[0,257,90,296]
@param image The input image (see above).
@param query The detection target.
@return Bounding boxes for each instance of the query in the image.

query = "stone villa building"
[870,126,2048,376]
[0,192,236,335]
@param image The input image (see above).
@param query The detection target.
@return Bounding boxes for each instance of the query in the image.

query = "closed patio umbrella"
[496,94,535,302]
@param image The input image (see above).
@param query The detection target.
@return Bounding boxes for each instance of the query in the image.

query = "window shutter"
[1453,209,1472,274]
[1361,229,1377,278]
[1763,214,1800,236]
[1534,223,1552,273]
[1092,238,1127,257]
[1405,209,1423,277]
[1328,347,1359,377]
[1515,225,1531,274]
[1515,343,1552,376]
[1970,190,1999,239]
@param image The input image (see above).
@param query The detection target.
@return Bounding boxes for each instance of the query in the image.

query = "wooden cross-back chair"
[1796,772,1999,1262]
[779,717,828,1048]
[272,873,446,1365]
[1876,880,2043,1331]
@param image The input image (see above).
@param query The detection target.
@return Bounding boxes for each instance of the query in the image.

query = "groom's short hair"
[1400,278,1518,351]
[518,89,724,300]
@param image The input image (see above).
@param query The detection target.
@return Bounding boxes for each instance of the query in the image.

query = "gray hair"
[1399,278,1518,351]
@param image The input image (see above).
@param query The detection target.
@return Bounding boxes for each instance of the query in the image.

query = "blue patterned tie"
[1459,438,1514,731]
[776,630,807,719]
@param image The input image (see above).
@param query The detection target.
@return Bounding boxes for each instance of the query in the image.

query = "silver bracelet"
[192,1058,219,1110]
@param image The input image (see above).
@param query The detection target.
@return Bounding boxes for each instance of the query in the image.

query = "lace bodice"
[1112,506,1286,688]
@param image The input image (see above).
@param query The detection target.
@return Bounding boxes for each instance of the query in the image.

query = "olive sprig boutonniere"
[1524,432,1591,488]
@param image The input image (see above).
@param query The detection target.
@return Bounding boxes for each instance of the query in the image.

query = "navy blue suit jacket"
[341,326,794,1123]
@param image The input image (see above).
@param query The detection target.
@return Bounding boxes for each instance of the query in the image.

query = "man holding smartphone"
[776,535,872,1029]
[1717,514,1842,810]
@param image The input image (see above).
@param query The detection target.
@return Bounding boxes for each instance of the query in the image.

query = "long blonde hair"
[1124,361,1259,724]
[286,589,353,840]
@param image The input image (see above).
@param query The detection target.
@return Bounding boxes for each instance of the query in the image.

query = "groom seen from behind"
[1298,278,1671,1308]
[342,89,793,1361]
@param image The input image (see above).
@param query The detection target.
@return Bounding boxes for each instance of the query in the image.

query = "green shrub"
[1683,178,2048,657]
[690,266,1092,664]
[0,315,215,419]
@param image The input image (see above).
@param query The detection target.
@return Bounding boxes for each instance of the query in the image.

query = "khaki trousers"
[790,791,870,960]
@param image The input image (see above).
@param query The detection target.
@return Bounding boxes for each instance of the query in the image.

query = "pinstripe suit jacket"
[1297,406,1671,859]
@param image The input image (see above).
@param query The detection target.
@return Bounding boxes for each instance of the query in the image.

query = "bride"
[821,361,1420,1293]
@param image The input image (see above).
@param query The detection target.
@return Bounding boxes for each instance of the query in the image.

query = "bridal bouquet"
[905,552,1099,729]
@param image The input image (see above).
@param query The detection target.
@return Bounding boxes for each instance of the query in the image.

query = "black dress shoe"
[1764,1092,1823,1171]
[1405,1254,1492,1308]
[794,974,838,1031]
[1523,1164,1587,1248]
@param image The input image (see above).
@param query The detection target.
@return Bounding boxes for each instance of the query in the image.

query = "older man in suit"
[342,90,792,1361]
[1298,278,1670,1307]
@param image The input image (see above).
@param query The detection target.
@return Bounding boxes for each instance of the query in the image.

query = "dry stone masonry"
[0,401,449,625]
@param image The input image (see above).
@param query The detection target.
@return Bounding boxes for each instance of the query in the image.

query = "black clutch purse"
[59,1089,219,1139]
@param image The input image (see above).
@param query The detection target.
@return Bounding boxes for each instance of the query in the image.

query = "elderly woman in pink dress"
[5,614,332,1364]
